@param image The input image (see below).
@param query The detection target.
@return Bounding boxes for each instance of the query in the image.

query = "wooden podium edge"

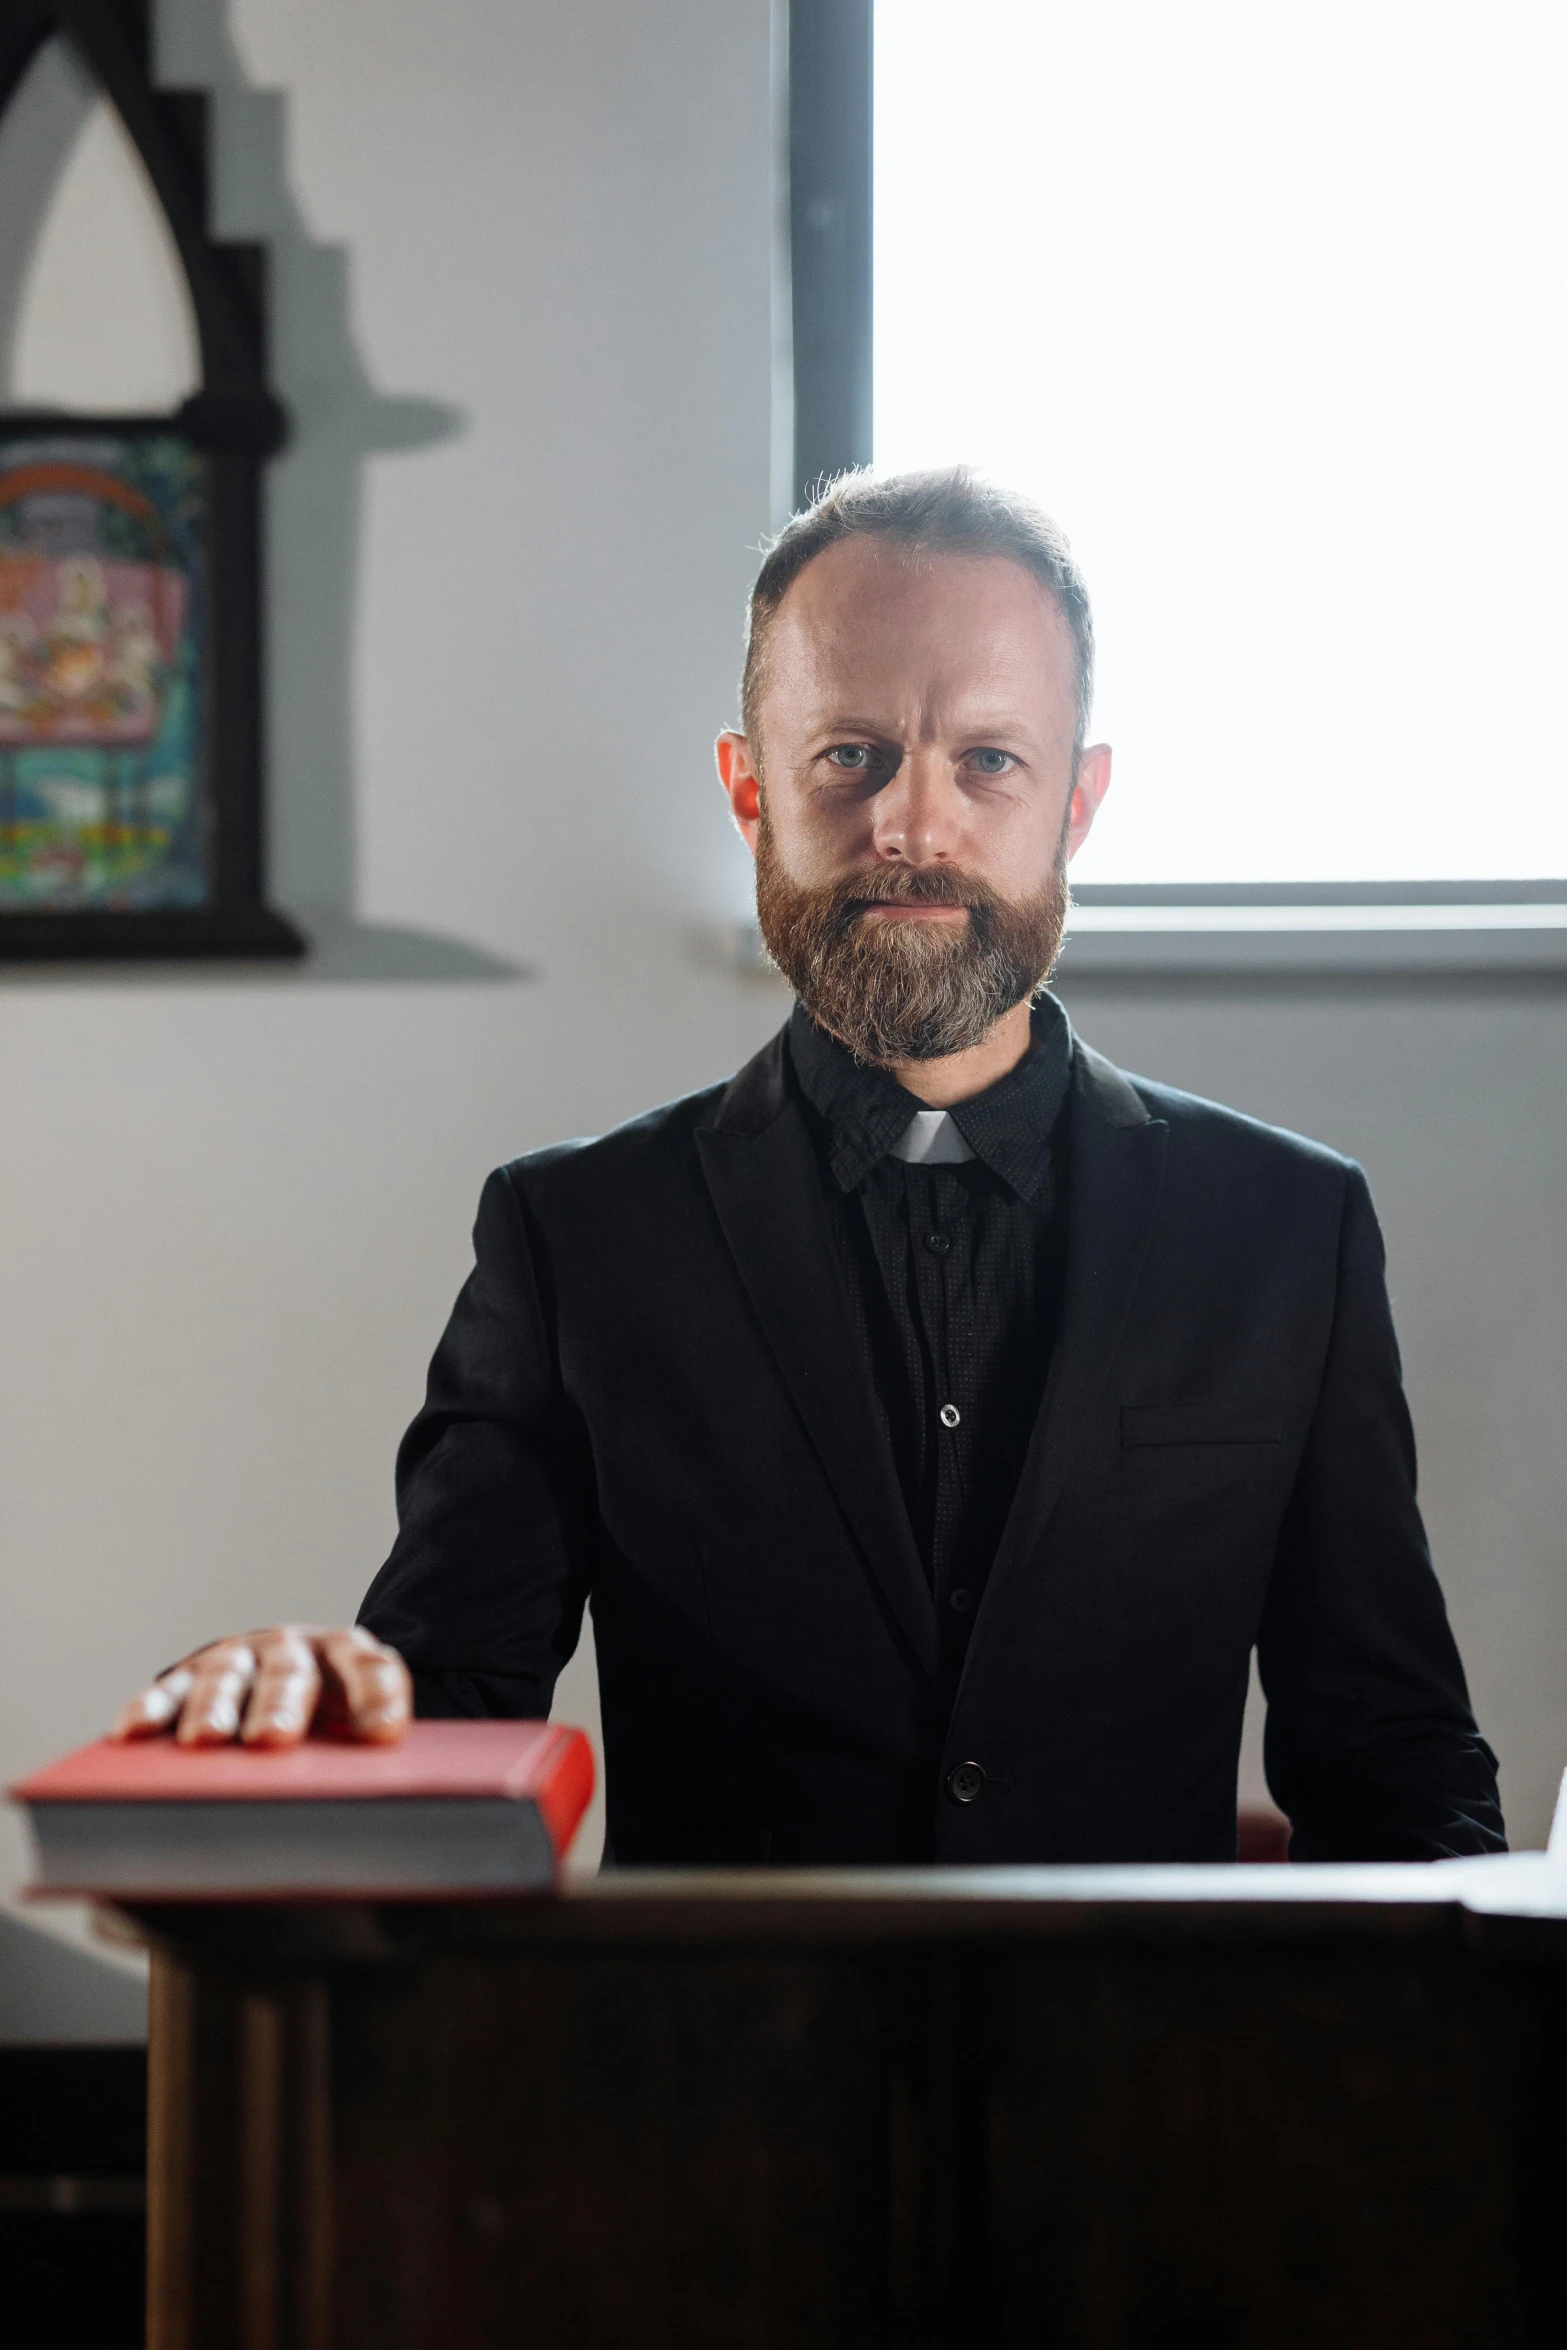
[147,1949,332,2350]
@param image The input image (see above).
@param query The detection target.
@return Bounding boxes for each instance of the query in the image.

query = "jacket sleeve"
[357,1165,596,1719]
[1257,1164,1506,1859]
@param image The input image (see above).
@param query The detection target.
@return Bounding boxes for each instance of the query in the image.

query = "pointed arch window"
[0,0,300,957]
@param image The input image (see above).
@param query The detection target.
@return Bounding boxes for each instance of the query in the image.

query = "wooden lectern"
[131,1867,1567,2348]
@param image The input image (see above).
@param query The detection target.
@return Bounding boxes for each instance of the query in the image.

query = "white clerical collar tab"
[891,1109,975,1166]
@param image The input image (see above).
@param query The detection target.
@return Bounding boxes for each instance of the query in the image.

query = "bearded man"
[118,469,1504,1865]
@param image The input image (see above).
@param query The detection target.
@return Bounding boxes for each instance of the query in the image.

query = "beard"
[754,806,1070,1064]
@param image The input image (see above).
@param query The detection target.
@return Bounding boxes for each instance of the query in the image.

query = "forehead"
[761,536,1077,725]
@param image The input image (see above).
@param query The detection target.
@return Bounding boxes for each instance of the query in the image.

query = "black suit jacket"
[359,1021,1504,1865]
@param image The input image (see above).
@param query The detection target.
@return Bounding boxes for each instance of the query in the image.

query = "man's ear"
[1065,743,1112,862]
[716,731,763,854]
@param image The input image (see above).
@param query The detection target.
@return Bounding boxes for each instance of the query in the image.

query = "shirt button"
[939,1402,961,1429]
[923,1231,951,1256]
[946,1761,986,1805]
[949,1587,973,1615]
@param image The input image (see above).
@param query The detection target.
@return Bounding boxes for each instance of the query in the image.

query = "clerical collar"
[787,995,1073,1200]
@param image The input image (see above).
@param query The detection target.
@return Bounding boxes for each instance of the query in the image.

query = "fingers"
[174,1641,259,1746]
[111,1626,412,1748]
[317,1628,413,1744]
[240,1628,322,1749]
[113,1667,194,1741]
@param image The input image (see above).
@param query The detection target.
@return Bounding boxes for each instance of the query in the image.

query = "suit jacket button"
[946,1761,985,1805]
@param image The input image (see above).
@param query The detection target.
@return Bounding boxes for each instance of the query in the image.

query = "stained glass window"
[0,432,207,911]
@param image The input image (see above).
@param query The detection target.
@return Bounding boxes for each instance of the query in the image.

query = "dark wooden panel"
[984,1939,1565,2350]
[332,1948,894,2349]
[136,1882,1567,2350]
[146,1954,330,2350]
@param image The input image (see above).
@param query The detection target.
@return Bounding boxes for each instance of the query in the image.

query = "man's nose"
[869,748,963,865]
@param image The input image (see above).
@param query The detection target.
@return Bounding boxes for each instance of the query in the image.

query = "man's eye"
[968,748,1016,775]
[826,745,874,771]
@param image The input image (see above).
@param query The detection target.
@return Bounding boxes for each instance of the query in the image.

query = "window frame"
[0,3,302,961]
[784,0,1567,974]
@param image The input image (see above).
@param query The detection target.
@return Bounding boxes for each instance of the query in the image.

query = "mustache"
[830,864,1003,917]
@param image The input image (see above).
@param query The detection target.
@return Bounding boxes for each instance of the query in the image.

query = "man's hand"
[113,1627,412,1748]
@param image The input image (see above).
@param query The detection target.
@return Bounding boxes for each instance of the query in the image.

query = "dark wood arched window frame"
[0,0,301,958]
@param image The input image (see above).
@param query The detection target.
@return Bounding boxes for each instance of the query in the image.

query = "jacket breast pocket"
[1120,1402,1284,1448]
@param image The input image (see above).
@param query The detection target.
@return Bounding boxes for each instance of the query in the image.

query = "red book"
[12,1721,595,1899]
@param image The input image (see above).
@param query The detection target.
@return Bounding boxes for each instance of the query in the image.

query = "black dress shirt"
[788,997,1073,1656]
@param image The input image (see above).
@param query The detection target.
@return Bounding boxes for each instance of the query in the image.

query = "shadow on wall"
[0,2,526,982]
[0,1910,146,2044]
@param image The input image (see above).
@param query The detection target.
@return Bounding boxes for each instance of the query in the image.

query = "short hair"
[740,465,1094,756]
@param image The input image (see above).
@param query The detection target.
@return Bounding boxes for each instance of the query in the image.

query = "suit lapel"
[959,1042,1169,1690]
[696,1039,942,1688]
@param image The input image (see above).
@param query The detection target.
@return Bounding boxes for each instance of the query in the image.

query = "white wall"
[0,0,782,1999]
[2,1,1564,2035]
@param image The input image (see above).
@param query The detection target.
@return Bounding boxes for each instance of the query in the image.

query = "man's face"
[716,536,1110,1062]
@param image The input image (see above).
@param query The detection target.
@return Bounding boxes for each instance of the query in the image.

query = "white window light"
[874,0,1567,916]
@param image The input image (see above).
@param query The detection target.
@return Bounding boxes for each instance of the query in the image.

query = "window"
[792,2,1567,937]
